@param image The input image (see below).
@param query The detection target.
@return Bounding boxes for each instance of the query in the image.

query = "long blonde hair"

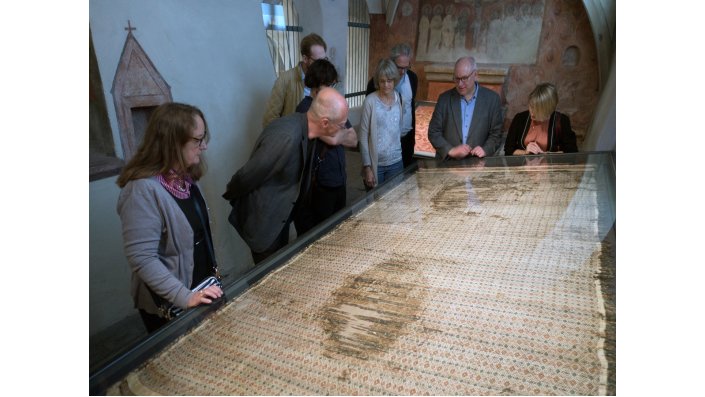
[117,102,208,188]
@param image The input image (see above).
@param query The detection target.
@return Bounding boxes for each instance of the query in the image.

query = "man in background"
[262,33,328,127]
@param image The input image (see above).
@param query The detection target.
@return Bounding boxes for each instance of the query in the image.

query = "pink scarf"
[158,169,193,199]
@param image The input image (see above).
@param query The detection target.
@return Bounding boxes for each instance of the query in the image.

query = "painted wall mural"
[416,0,545,64]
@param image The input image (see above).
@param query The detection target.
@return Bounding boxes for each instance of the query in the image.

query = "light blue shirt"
[301,65,310,97]
[460,82,479,144]
[395,72,413,135]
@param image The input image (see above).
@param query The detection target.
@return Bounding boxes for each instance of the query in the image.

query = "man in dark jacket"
[223,88,349,264]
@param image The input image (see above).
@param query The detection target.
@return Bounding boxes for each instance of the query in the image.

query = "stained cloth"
[114,163,612,396]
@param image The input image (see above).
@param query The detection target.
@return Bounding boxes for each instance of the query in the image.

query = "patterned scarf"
[158,169,193,199]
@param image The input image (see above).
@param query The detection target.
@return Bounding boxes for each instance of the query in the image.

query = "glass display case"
[90,151,615,395]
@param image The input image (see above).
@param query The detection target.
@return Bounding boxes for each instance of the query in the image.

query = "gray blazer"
[117,177,201,314]
[428,85,503,160]
[223,112,313,253]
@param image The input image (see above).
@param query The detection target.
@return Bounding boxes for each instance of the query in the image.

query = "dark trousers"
[139,309,169,334]
[251,219,290,264]
[401,130,416,168]
[294,184,346,236]
[313,184,346,222]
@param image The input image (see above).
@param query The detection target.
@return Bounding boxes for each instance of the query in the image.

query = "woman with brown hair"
[116,102,223,332]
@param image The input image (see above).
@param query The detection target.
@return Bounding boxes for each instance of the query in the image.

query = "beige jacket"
[262,63,304,127]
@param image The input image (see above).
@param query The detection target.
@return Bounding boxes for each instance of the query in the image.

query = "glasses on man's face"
[453,70,476,84]
[395,63,411,72]
[336,120,347,130]
[307,55,329,62]
[190,131,207,147]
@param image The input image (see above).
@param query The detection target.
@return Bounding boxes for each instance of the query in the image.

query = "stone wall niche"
[112,26,172,160]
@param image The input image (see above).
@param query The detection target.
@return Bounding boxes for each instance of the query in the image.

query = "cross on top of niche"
[125,20,136,33]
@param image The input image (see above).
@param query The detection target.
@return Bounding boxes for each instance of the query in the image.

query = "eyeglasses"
[453,70,477,83]
[336,120,347,130]
[395,63,412,72]
[190,131,207,147]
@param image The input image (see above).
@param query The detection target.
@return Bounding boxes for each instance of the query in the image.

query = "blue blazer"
[427,85,504,159]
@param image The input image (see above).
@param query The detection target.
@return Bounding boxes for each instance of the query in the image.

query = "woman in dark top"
[116,102,223,333]
[293,59,357,234]
[504,83,578,155]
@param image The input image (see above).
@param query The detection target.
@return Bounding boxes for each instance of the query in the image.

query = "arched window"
[345,0,370,108]
[261,0,302,76]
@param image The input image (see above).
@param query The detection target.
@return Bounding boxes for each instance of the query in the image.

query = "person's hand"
[526,142,544,154]
[320,127,357,148]
[187,285,224,308]
[448,144,471,159]
[470,146,486,158]
[318,135,336,146]
[340,127,358,148]
[362,166,376,188]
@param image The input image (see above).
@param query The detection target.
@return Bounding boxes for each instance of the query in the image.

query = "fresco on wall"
[416,0,545,64]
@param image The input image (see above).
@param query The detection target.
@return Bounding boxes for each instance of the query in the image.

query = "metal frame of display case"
[89,151,615,395]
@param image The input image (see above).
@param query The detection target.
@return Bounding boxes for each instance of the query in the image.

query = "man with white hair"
[224,88,349,264]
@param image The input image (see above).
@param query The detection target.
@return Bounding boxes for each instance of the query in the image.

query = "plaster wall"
[89,176,134,330]
[582,54,615,151]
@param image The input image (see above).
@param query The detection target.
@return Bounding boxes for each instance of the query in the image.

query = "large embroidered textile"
[114,162,612,395]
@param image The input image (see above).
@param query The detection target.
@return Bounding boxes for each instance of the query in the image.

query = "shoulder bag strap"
[192,188,221,280]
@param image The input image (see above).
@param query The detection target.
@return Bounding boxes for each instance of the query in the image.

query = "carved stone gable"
[111,26,172,160]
